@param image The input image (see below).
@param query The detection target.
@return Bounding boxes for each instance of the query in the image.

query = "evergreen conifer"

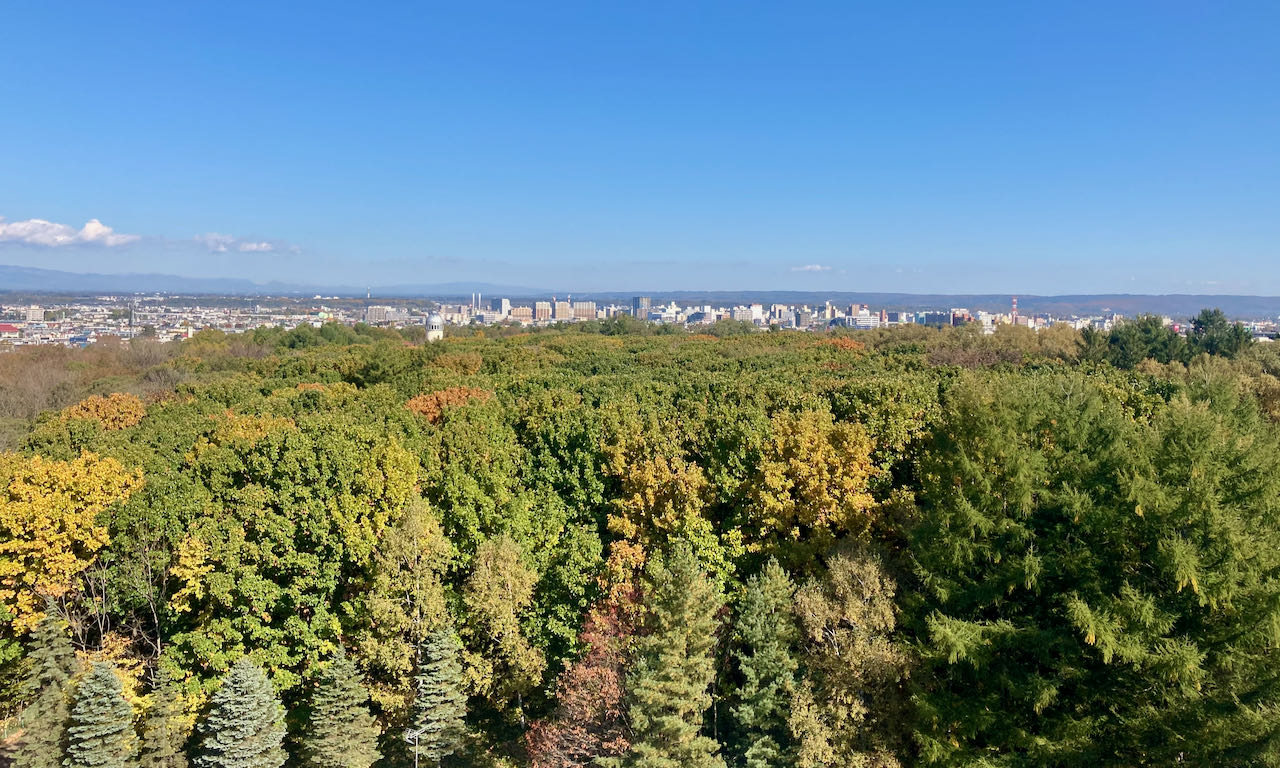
[66,662,137,768]
[731,559,798,768]
[301,649,381,768]
[611,544,726,768]
[194,658,286,768]
[139,667,189,768]
[14,614,78,768]
[408,629,467,768]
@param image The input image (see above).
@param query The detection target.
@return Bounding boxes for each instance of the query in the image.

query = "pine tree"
[194,658,286,768]
[301,649,381,768]
[731,559,798,768]
[611,544,726,768]
[408,629,467,768]
[66,662,137,768]
[139,667,189,768]
[14,613,78,768]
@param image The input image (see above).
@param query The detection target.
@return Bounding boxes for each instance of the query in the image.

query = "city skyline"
[3,1,1280,293]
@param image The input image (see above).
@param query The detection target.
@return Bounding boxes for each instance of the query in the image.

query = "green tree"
[66,662,137,768]
[460,535,546,717]
[1188,307,1252,358]
[301,650,381,768]
[910,372,1280,766]
[409,629,468,768]
[139,668,189,768]
[14,614,78,768]
[789,549,906,768]
[609,544,726,768]
[195,658,286,768]
[730,559,798,768]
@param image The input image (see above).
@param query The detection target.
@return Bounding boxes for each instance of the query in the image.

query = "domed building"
[425,312,444,342]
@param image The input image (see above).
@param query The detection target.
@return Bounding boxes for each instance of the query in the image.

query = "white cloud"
[790,264,831,272]
[196,233,278,253]
[0,216,140,247]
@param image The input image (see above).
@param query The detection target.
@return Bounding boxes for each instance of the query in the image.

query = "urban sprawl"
[2,294,1278,348]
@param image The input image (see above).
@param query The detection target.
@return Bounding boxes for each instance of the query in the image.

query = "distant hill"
[3,265,1280,319]
[0,265,538,299]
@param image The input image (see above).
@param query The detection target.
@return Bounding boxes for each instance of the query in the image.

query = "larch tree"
[409,628,468,767]
[730,559,799,768]
[194,658,286,768]
[608,544,726,768]
[300,649,381,768]
[65,661,137,768]
[14,613,78,768]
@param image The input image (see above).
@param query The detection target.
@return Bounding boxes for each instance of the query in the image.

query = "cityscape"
[2,291,1278,348]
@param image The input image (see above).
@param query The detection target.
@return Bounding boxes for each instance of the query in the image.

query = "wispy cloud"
[195,233,281,253]
[790,264,831,272]
[0,216,140,247]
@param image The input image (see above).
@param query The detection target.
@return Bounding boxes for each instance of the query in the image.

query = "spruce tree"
[139,667,189,768]
[14,614,78,768]
[195,658,286,768]
[730,559,798,768]
[611,544,726,768]
[408,629,467,768]
[301,649,381,768]
[66,662,137,768]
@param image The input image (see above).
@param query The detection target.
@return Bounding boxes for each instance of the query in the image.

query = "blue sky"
[1,1,1278,293]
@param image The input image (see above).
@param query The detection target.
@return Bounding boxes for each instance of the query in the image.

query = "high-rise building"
[573,301,597,320]
[631,296,651,318]
[554,301,572,320]
[535,301,552,321]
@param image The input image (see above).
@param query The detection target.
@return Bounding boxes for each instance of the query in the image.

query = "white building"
[425,312,444,342]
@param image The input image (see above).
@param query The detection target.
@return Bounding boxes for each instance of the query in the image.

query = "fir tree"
[66,662,137,768]
[611,544,726,768]
[730,559,798,768]
[139,667,189,768]
[194,658,286,768]
[14,614,78,768]
[301,649,381,768]
[408,629,467,768]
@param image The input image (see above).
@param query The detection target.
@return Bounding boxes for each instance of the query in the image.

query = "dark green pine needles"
[301,650,381,768]
[140,668,189,768]
[409,629,468,767]
[195,658,286,768]
[66,662,137,768]
[731,559,799,768]
[14,614,78,768]
[610,545,727,768]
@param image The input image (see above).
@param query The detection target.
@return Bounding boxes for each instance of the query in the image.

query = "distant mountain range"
[0,264,537,299]
[3,264,1280,319]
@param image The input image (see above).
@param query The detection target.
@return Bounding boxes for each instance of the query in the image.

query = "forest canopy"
[3,313,1280,767]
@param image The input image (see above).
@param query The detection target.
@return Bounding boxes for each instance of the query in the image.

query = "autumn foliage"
[0,452,142,631]
[61,392,147,430]
[406,387,494,424]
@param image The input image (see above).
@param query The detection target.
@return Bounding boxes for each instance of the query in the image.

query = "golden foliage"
[405,387,494,425]
[207,410,297,444]
[0,451,142,631]
[747,410,880,553]
[62,392,147,430]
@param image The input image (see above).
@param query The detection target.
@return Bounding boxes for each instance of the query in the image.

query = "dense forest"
[2,308,1280,767]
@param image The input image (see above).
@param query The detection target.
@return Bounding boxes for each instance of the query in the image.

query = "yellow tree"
[746,410,880,563]
[0,452,142,632]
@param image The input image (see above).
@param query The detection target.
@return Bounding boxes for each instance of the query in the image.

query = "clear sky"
[2,1,1278,294]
